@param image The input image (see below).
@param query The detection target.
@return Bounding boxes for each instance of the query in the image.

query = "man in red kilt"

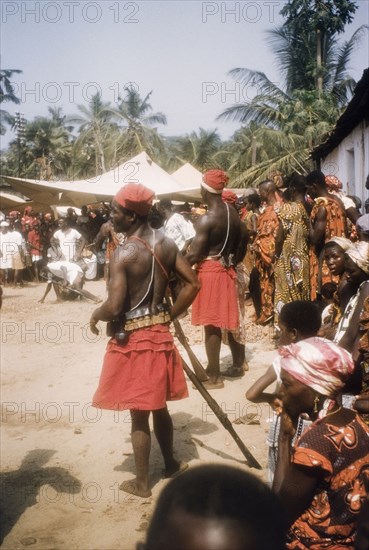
[90,183,200,498]
[187,170,246,388]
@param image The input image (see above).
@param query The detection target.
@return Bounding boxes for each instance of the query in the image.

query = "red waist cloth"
[191,260,239,330]
[92,325,188,411]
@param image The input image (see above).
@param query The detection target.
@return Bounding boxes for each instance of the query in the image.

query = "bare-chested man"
[187,170,246,389]
[90,183,200,498]
[92,218,124,286]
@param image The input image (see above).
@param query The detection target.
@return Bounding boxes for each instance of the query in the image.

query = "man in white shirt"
[1,221,25,286]
[52,218,86,261]
[0,221,12,284]
[158,200,195,254]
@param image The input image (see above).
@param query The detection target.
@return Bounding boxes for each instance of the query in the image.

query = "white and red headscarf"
[275,337,354,399]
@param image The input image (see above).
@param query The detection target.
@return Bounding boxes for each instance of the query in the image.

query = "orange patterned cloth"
[310,197,347,300]
[253,204,280,318]
[287,414,369,549]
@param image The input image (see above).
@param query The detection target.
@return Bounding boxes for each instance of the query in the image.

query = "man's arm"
[273,412,321,527]
[89,246,128,334]
[74,232,86,261]
[170,251,200,319]
[235,221,248,264]
[310,206,327,247]
[91,223,109,253]
[274,219,284,259]
[186,216,210,265]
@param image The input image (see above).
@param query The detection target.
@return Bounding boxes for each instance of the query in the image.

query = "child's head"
[141,465,286,550]
[278,301,321,345]
[320,282,337,304]
[324,239,351,277]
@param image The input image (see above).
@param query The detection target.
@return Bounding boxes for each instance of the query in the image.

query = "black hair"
[158,199,172,210]
[287,173,307,193]
[320,282,337,300]
[279,300,321,336]
[258,179,274,188]
[246,193,261,208]
[306,170,326,188]
[144,465,286,550]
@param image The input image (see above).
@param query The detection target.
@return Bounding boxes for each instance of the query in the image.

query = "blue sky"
[1,0,368,148]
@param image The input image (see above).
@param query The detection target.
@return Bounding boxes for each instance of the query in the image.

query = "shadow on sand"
[0,449,82,544]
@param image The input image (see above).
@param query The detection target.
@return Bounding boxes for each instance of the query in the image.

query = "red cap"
[114,183,155,216]
[202,170,229,193]
[222,189,238,205]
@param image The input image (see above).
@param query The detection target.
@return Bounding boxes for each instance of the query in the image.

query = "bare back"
[188,201,243,264]
[112,228,177,314]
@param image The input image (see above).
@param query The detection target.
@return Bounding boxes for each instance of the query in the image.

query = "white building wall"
[320,120,369,208]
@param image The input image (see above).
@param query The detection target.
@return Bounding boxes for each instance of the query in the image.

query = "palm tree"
[69,93,114,174]
[218,23,368,185]
[20,112,72,179]
[280,0,358,93]
[0,68,22,135]
[166,128,223,171]
[109,86,167,161]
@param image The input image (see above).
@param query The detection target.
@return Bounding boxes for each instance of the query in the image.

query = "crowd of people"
[1,169,369,549]
[86,171,368,549]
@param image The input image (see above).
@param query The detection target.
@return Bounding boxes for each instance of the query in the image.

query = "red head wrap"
[222,189,238,205]
[114,183,155,216]
[202,170,229,194]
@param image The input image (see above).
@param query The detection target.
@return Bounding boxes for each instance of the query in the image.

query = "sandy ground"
[1,280,278,550]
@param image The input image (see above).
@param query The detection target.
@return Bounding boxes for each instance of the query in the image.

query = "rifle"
[180,353,262,470]
[165,293,209,382]
[41,274,102,304]
[165,295,261,468]
[172,316,209,383]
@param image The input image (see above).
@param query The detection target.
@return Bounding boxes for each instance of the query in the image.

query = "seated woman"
[273,338,369,549]
[246,300,321,482]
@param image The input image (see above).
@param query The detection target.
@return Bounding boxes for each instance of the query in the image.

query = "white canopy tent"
[171,163,202,201]
[1,152,201,208]
[0,191,54,214]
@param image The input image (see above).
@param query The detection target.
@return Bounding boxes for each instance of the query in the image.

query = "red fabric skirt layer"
[92,324,188,411]
[191,260,239,330]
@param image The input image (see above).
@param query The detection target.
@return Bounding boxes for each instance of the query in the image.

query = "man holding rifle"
[90,183,200,498]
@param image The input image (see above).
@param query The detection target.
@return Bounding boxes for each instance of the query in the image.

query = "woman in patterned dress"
[273,338,369,549]
[274,176,310,316]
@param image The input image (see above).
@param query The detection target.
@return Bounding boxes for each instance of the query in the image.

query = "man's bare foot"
[243,360,249,371]
[163,461,188,479]
[223,366,244,378]
[119,480,151,498]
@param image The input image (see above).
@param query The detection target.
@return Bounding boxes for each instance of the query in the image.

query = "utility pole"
[13,112,26,177]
